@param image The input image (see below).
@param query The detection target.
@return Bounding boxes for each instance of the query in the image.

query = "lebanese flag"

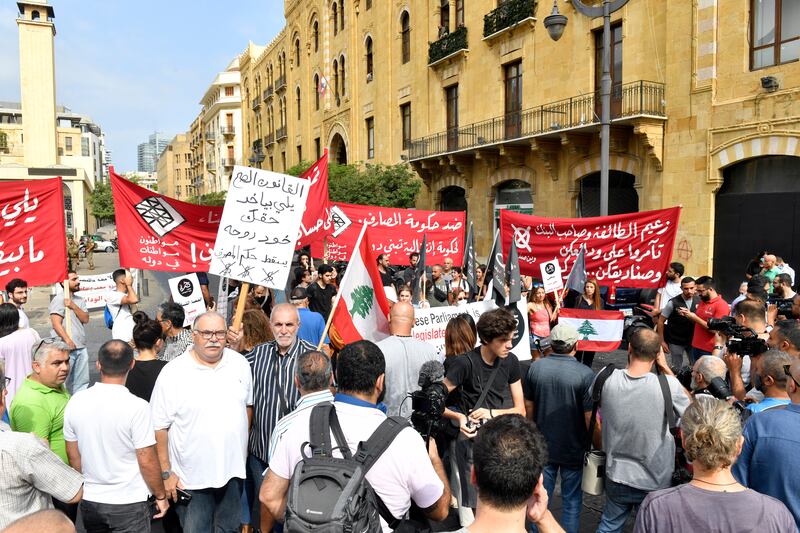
[296,151,332,249]
[331,225,390,344]
[558,308,624,352]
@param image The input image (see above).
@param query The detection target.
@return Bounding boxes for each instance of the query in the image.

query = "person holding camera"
[723,298,771,401]
[770,273,800,320]
[690,355,728,398]
[678,276,729,363]
[262,340,451,531]
[523,324,593,533]
[594,328,691,533]
[634,397,796,533]
[442,308,526,509]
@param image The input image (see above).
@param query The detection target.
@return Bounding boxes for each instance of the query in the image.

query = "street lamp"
[544,0,630,217]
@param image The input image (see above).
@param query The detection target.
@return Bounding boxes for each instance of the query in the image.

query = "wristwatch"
[161,470,172,480]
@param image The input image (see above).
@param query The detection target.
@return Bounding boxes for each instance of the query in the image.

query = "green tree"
[187,191,227,206]
[287,161,422,208]
[349,285,375,319]
[577,320,598,340]
[89,181,115,223]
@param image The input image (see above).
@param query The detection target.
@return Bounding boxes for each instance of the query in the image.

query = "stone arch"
[568,153,642,193]
[432,173,471,206]
[327,122,349,164]
[710,133,800,186]
[488,165,536,198]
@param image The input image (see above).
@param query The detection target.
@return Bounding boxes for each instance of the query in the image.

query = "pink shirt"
[529,306,552,337]
[0,328,40,407]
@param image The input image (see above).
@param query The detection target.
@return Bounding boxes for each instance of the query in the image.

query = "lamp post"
[544,0,629,217]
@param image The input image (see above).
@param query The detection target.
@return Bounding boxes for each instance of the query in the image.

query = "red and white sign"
[0,178,67,288]
[500,207,681,288]
[111,170,222,272]
[558,308,624,352]
[312,203,465,264]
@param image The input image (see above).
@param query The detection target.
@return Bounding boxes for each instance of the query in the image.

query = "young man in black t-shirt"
[306,264,337,320]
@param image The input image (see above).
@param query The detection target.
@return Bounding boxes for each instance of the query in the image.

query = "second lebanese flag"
[558,308,624,352]
[331,225,390,344]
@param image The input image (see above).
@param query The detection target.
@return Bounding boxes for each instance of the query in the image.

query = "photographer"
[722,299,771,401]
[769,273,800,321]
[690,355,728,399]
[442,308,525,508]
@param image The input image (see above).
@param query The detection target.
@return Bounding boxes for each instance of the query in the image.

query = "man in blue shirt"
[290,287,328,349]
[734,359,800,528]
[746,350,791,413]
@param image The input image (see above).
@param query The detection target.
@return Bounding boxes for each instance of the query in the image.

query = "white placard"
[209,166,309,289]
[411,299,531,361]
[168,273,206,327]
[540,258,563,294]
[75,270,140,310]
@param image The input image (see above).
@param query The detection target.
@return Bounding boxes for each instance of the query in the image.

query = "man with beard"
[678,276,729,363]
[770,273,800,320]
[652,262,685,318]
[243,303,315,530]
[5,278,29,328]
[402,252,420,286]
[306,264,337,320]
[49,270,90,394]
[658,276,699,371]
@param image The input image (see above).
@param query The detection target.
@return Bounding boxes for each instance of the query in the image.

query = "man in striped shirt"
[245,303,316,527]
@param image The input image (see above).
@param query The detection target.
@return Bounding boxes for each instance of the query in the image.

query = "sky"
[0,0,284,172]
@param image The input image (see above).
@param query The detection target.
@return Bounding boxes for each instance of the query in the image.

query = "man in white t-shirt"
[105,269,138,342]
[652,262,684,317]
[64,340,168,531]
[151,312,254,532]
[261,340,450,532]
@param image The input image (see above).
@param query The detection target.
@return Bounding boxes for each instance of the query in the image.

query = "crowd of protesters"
[1,249,799,533]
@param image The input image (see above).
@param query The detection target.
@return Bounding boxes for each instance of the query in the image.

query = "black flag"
[487,230,506,307]
[506,238,521,304]
[412,234,427,304]
[463,223,477,298]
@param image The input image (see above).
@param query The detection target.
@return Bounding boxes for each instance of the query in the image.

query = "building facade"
[137,132,171,173]
[239,0,799,294]
[156,133,192,199]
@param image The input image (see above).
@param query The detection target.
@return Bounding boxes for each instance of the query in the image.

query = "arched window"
[313,74,320,110]
[440,0,449,33]
[339,0,345,29]
[332,3,338,35]
[333,59,339,99]
[401,12,411,64]
[296,87,301,119]
[366,37,374,80]
[295,39,301,67]
[31,10,40,20]
[313,20,319,52]
[340,56,346,96]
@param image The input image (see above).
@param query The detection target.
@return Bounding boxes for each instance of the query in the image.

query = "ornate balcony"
[206,161,216,172]
[221,126,235,136]
[275,75,287,92]
[484,0,537,39]
[250,140,265,163]
[276,126,287,141]
[409,81,666,161]
[205,132,215,143]
[263,85,274,101]
[428,26,468,65]
[252,97,261,110]
[222,158,236,167]
[265,132,275,147]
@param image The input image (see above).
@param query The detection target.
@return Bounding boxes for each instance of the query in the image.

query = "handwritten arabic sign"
[111,171,222,272]
[0,178,67,289]
[75,270,139,310]
[311,203,466,264]
[500,207,681,288]
[209,166,308,289]
[168,273,206,326]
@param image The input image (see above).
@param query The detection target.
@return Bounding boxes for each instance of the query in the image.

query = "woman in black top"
[570,279,602,368]
[126,311,168,402]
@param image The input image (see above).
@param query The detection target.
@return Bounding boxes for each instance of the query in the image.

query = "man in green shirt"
[9,338,72,463]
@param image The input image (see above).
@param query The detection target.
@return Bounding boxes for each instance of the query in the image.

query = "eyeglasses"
[193,330,227,340]
[33,337,58,359]
[1,376,10,392]
[783,365,800,388]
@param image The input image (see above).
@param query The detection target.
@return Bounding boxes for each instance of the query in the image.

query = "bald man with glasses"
[150,312,254,533]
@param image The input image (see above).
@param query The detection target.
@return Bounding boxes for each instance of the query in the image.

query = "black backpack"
[285,402,409,533]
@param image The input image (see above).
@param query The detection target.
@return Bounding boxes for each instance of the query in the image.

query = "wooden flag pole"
[317,300,339,351]
[232,281,250,331]
[63,280,72,337]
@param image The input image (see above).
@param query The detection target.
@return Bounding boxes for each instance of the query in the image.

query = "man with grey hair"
[150,312,253,532]
[156,301,192,361]
[690,355,728,398]
[523,323,595,533]
[747,350,792,413]
[0,362,84,529]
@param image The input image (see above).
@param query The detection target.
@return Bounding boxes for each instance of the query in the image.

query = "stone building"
[239,0,800,294]
[156,133,192,200]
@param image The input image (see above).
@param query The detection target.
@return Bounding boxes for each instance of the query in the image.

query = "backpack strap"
[656,371,678,430]
[586,364,615,451]
[308,402,352,459]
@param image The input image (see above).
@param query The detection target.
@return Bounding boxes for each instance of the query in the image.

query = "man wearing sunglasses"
[734,359,800,529]
[150,312,254,532]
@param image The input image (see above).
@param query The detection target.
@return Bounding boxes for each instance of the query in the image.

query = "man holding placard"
[49,270,90,394]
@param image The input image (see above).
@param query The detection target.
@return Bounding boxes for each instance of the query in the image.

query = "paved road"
[25,251,634,532]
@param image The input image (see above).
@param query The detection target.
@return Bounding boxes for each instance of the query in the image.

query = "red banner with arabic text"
[296,151,331,249]
[311,203,465,264]
[0,178,67,288]
[111,171,222,272]
[500,207,681,288]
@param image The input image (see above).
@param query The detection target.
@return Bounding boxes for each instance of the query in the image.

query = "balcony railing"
[265,132,275,147]
[206,161,216,171]
[221,158,236,167]
[276,126,287,141]
[409,81,666,160]
[221,126,236,136]
[205,132,215,142]
[275,75,287,92]
[484,0,536,38]
[251,140,265,162]
[252,97,262,110]
[429,25,468,65]
[263,85,274,101]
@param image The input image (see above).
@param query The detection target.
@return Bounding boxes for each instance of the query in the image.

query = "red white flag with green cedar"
[331,224,391,344]
[558,308,624,352]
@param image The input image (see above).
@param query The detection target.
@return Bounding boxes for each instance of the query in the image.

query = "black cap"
[290,286,308,300]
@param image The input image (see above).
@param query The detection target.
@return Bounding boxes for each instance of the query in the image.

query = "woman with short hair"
[634,397,796,532]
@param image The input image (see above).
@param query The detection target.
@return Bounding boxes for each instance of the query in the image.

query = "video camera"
[706,316,769,357]
[767,294,795,318]
[409,361,449,443]
[705,376,752,423]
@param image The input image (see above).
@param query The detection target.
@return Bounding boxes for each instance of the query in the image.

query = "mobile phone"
[175,488,193,506]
